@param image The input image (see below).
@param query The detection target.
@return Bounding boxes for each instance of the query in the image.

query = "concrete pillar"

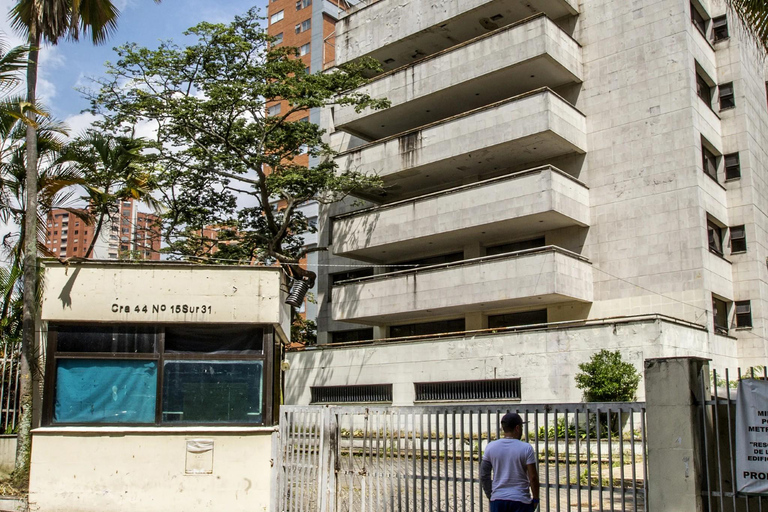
[466,312,485,331]
[373,325,388,340]
[644,357,710,512]
[464,242,483,259]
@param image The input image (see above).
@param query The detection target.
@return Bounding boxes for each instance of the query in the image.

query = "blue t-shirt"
[482,438,536,502]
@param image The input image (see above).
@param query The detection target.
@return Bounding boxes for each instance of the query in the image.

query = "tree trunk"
[14,29,41,489]
[84,211,106,259]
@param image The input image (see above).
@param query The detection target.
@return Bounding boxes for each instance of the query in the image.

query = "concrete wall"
[286,318,739,405]
[0,436,16,477]
[28,429,276,512]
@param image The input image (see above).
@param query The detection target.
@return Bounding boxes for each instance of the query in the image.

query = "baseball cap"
[501,412,526,429]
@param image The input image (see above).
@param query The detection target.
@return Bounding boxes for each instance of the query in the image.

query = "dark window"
[310,384,392,404]
[730,225,746,253]
[488,309,547,329]
[296,0,311,9]
[48,324,269,426]
[390,252,463,272]
[390,318,465,339]
[712,296,729,335]
[735,300,752,328]
[691,3,708,34]
[486,237,546,257]
[696,71,712,107]
[702,145,718,181]
[712,15,729,41]
[295,19,310,34]
[329,268,373,302]
[414,378,521,402]
[719,82,735,110]
[330,328,374,344]
[725,153,741,180]
[707,219,724,255]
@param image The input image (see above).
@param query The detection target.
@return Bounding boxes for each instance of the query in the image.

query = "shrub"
[575,350,641,402]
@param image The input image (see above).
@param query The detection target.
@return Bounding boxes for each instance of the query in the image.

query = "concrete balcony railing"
[334,14,583,140]
[334,88,586,201]
[331,165,589,261]
[336,0,579,71]
[331,246,593,324]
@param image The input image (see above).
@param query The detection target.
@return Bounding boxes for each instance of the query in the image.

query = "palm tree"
[723,1,768,53]
[9,0,159,485]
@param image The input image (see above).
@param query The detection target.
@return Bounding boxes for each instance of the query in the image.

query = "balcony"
[334,88,586,201]
[336,0,579,71]
[332,165,589,261]
[331,246,593,324]
[334,14,582,140]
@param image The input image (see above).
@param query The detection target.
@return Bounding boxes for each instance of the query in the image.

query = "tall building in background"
[285,0,768,405]
[45,199,161,260]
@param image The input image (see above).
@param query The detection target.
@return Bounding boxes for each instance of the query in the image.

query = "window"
[298,116,309,123]
[298,144,308,154]
[267,103,281,116]
[486,237,546,257]
[273,32,283,45]
[691,2,708,35]
[390,318,465,339]
[414,378,521,402]
[712,295,729,335]
[270,10,284,24]
[730,225,746,253]
[74,230,79,235]
[329,268,373,302]
[330,328,374,344]
[311,384,392,404]
[488,309,547,329]
[48,324,269,425]
[296,0,311,9]
[305,66,311,75]
[702,143,719,181]
[712,15,729,41]
[295,19,311,34]
[707,219,724,255]
[735,300,752,328]
[389,252,463,272]
[719,82,735,110]
[299,43,310,56]
[725,153,741,180]
[696,70,712,107]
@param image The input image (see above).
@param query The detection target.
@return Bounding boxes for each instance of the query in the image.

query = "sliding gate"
[276,403,647,512]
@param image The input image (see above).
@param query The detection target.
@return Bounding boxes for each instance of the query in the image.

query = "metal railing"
[277,403,647,512]
[699,366,768,511]
[0,344,21,434]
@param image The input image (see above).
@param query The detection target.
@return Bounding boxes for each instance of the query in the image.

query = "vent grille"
[310,384,392,404]
[414,379,521,402]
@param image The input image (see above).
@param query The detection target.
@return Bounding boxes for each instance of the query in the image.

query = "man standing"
[480,412,540,512]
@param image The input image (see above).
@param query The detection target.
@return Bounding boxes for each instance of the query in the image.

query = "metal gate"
[277,403,648,512]
[698,366,768,511]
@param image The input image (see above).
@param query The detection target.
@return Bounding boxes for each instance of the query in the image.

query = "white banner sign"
[736,379,768,494]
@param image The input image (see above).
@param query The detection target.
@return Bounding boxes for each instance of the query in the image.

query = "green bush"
[575,350,641,402]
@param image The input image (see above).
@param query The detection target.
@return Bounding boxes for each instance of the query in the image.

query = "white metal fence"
[277,403,647,512]
[0,345,20,434]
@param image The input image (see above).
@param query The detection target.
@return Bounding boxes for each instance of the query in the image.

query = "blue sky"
[0,0,268,133]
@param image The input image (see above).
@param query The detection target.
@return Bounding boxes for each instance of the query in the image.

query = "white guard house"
[28,261,291,512]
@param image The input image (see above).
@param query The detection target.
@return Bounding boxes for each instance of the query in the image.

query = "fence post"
[317,406,338,512]
[645,356,710,512]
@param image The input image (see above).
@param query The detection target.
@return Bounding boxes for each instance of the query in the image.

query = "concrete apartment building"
[45,199,161,260]
[285,0,768,405]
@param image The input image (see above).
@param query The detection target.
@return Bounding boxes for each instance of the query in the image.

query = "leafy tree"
[724,0,768,53]
[10,0,159,484]
[86,8,388,284]
[575,349,641,402]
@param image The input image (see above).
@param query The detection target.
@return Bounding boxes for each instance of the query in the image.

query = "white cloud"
[63,111,101,138]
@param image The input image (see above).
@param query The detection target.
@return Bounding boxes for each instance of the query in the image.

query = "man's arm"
[480,459,493,500]
[527,463,540,507]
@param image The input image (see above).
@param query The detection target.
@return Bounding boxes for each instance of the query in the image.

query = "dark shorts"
[490,500,536,512]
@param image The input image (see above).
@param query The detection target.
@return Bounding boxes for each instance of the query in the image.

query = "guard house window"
[47,324,271,426]
[707,219,724,255]
[691,2,708,35]
[310,384,392,404]
[414,378,521,402]
[719,82,735,110]
[730,225,747,253]
[296,0,311,9]
[299,43,310,56]
[735,300,752,328]
[390,318,465,339]
[725,153,741,180]
[712,15,729,41]
[295,19,310,34]
[702,141,719,181]
[269,10,284,24]
[696,68,712,107]
[488,309,547,329]
[712,295,729,335]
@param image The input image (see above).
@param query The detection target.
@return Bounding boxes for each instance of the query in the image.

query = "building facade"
[45,199,161,260]
[286,0,768,405]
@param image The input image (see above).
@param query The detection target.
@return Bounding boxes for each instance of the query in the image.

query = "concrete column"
[644,357,710,512]
[464,242,483,259]
[466,312,485,331]
[373,325,389,340]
